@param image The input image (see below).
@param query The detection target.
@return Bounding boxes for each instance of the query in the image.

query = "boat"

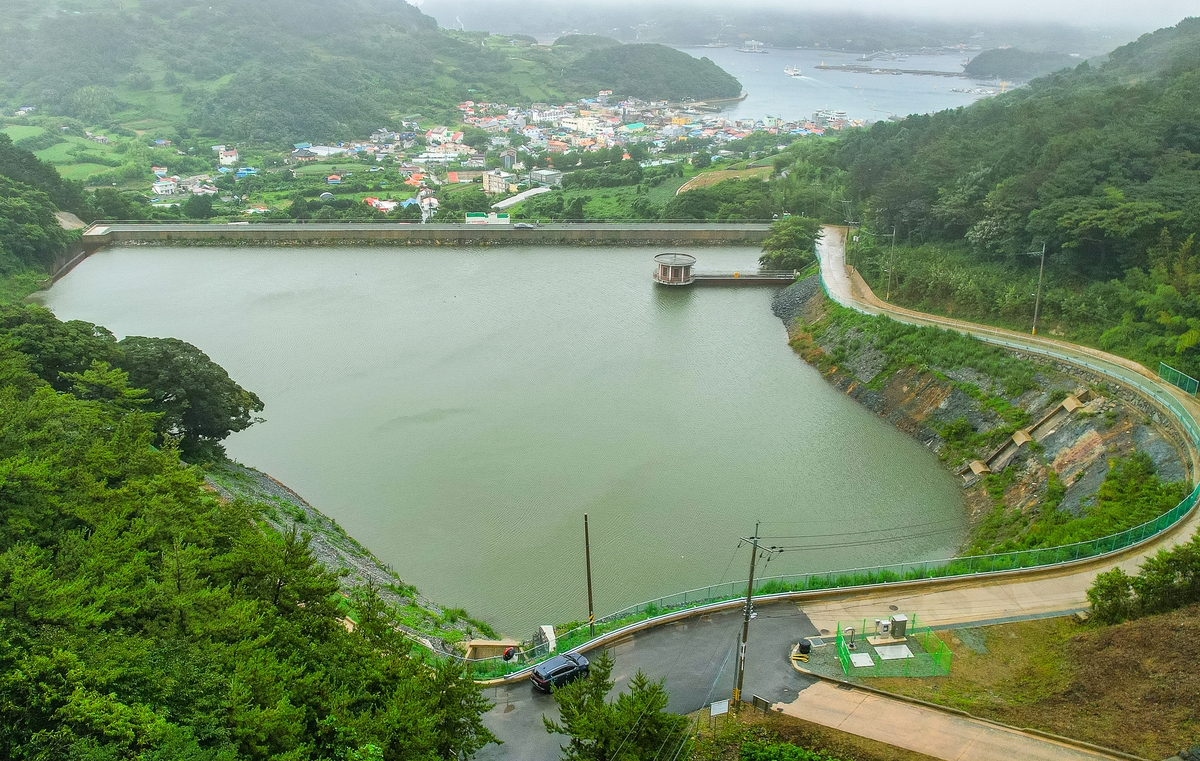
[784,66,802,77]
[737,40,768,54]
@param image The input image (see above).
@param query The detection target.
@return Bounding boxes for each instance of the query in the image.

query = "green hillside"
[793,17,1200,372]
[962,48,1078,80]
[0,0,739,144]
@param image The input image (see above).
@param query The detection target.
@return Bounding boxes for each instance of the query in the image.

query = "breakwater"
[82,222,771,248]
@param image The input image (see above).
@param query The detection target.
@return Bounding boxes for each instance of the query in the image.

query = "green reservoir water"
[40,246,966,635]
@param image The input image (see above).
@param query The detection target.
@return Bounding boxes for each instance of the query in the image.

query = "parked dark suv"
[530,653,589,692]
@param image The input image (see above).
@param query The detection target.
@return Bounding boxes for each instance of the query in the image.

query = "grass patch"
[677,165,772,193]
[1,125,45,140]
[866,609,1200,759]
[0,268,48,304]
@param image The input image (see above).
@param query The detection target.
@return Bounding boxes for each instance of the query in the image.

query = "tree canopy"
[0,310,499,760]
[759,216,822,271]
[544,651,688,761]
[0,305,264,460]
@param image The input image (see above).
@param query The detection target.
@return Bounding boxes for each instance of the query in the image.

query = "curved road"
[478,226,1199,761]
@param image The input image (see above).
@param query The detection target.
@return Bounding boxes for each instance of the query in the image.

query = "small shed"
[654,253,696,286]
[462,639,521,660]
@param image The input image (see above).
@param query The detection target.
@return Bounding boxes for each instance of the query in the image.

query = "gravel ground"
[771,275,821,325]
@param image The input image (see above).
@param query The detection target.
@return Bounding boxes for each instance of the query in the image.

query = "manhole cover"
[889,605,899,611]
[820,628,829,635]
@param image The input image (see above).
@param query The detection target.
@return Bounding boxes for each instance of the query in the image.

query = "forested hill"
[962,49,1078,80]
[0,0,739,143]
[829,17,1200,278]
[797,16,1200,374]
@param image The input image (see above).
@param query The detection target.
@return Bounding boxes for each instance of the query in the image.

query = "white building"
[530,168,563,187]
[482,170,515,194]
[218,149,239,166]
[152,178,178,195]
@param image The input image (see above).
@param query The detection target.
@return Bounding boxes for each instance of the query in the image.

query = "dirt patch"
[676,166,771,194]
[865,608,1200,759]
[691,706,940,761]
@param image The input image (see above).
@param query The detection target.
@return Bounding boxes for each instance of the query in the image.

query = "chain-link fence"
[834,615,952,678]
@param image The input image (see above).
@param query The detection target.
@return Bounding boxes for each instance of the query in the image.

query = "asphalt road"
[476,600,820,761]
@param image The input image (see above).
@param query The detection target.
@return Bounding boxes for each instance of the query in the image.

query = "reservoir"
[39,245,965,635]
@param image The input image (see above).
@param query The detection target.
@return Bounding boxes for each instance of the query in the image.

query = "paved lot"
[477,601,821,761]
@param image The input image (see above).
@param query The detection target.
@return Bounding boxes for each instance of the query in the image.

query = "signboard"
[709,699,729,717]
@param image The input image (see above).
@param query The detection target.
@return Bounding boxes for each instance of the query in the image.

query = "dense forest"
[0,0,738,144]
[962,48,1079,80]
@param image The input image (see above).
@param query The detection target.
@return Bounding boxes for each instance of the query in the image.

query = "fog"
[415,0,1194,36]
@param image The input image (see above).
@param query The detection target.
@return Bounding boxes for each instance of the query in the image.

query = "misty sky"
[410,0,1196,32]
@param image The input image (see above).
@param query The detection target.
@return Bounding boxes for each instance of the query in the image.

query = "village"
[143,93,864,221]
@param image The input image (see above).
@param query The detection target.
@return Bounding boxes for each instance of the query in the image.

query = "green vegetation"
[687,709,927,761]
[553,41,741,102]
[759,216,821,271]
[798,305,1038,397]
[970,451,1187,553]
[0,0,737,146]
[1088,534,1200,624]
[543,650,688,761]
[962,48,1078,80]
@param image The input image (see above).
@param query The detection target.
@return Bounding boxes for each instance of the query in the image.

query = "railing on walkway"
[420,251,1200,682]
[1160,362,1199,396]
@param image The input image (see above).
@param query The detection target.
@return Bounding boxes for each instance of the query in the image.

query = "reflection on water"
[39,245,966,634]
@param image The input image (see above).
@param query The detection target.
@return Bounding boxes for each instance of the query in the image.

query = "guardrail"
[418,247,1200,682]
[84,219,779,226]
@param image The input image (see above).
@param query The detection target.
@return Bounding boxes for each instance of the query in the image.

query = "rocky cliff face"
[773,278,1188,549]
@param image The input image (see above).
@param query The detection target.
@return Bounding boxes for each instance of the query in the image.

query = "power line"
[763,528,961,552]
[756,518,961,541]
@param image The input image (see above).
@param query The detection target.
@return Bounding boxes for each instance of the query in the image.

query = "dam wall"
[82,222,772,248]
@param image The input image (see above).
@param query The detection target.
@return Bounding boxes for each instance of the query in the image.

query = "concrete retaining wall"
[82,222,772,248]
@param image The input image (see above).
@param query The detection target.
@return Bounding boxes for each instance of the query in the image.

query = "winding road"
[476,225,1199,761]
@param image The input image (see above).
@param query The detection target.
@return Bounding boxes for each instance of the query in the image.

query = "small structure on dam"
[652,253,798,286]
[653,253,696,285]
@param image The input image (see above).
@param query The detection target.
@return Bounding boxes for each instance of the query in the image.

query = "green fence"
[834,616,952,678]
[1160,362,1199,395]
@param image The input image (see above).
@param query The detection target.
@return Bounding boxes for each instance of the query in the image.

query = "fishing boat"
[784,66,802,77]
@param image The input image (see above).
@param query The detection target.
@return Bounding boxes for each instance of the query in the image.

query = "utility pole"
[734,522,761,707]
[1017,242,1048,335]
[1032,242,1047,336]
[584,514,595,637]
[886,225,897,302]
